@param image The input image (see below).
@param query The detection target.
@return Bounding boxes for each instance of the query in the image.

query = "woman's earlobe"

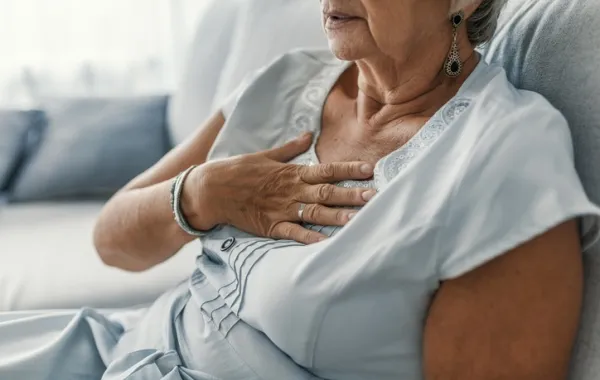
[450,0,484,19]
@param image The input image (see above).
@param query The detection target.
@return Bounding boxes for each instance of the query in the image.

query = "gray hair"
[465,0,506,46]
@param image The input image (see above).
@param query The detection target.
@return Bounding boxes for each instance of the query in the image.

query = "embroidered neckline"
[286,57,478,190]
[374,97,472,188]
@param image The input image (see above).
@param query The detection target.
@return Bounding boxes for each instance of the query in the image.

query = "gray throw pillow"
[0,110,44,191]
[10,96,170,201]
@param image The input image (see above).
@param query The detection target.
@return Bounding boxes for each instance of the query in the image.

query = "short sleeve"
[437,102,600,280]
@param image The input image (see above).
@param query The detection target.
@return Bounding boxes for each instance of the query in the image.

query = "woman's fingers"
[301,184,377,206]
[299,162,374,184]
[262,133,313,162]
[271,222,328,245]
[296,203,357,226]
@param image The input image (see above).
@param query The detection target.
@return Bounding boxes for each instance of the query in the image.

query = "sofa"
[1,0,600,378]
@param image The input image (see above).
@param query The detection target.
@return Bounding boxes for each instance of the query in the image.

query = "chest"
[314,89,428,167]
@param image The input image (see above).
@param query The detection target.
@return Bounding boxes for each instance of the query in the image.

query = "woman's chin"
[327,39,363,62]
[324,25,370,61]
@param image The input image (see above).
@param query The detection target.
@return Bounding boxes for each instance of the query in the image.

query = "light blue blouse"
[1,50,598,380]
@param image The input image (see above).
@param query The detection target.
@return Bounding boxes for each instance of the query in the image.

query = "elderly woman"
[2,0,600,379]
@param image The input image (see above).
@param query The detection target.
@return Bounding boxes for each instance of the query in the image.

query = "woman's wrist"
[179,165,220,231]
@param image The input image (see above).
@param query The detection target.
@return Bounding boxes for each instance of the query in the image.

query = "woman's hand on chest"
[182,133,377,244]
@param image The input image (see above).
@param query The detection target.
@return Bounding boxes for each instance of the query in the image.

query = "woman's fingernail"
[360,164,373,174]
[318,236,327,242]
[362,190,376,201]
[348,212,357,220]
[300,132,312,140]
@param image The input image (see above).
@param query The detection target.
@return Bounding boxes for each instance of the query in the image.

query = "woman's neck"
[349,45,479,130]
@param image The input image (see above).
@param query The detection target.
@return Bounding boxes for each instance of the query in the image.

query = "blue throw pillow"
[0,110,45,192]
[9,96,170,201]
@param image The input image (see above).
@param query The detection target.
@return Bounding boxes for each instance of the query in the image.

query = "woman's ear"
[449,0,483,18]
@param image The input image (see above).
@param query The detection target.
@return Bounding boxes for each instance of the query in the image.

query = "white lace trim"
[285,65,342,151]
[374,97,472,189]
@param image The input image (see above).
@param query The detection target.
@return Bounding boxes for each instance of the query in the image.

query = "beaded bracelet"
[170,165,214,237]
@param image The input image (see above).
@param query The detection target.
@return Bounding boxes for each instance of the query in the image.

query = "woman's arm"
[94,111,375,272]
[93,112,227,272]
[424,220,583,380]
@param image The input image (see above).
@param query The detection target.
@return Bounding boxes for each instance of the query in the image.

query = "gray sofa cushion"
[0,110,44,191]
[10,96,170,201]
[483,0,600,378]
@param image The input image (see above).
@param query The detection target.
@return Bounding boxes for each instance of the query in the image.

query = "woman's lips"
[324,12,360,30]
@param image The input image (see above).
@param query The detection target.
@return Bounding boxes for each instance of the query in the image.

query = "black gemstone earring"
[444,10,464,78]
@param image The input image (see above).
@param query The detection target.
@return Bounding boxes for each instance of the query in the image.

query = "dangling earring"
[444,10,464,78]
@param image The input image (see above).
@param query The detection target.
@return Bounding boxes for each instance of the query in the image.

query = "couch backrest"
[167,0,240,146]
[210,0,327,109]
[483,0,600,378]
[167,0,326,146]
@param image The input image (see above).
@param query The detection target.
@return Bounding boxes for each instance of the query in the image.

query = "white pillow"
[168,0,328,145]
[167,0,242,146]
[212,0,327,111]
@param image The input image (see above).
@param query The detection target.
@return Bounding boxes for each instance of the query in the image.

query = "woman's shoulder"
[431,61,600,279]
[434,60,576,191]
[453,60,577,198]
[450,60,575,177]
[220,48,343,114]
[210,49,345,161]
[241,48,342,85]
[465,60,571,141]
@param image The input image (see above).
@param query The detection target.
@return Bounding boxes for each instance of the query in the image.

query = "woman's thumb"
[262,132,313,162]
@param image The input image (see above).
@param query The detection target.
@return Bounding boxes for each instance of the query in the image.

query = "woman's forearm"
[93,180,195,272]
[93,112,227,272]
